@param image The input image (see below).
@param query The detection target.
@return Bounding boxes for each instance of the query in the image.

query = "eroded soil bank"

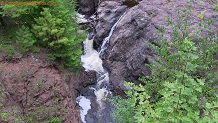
[0,52,81,123]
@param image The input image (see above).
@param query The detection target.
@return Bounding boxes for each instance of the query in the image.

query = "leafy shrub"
[2,4,37,18]
[113,37,218,123]
[1,2,40,27]
[15,25,36,53]
[111,96,136,123]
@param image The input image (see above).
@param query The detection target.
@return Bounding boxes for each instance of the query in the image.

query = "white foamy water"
[81,37,110,111]
[76,13,88,23]
[78,12,126,123]
[96,72,109,88]
[81,38,104,72]
[76,96,91,123]
[90,87,109,109]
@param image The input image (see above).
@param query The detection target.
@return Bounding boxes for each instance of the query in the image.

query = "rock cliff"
[91,0,218,93]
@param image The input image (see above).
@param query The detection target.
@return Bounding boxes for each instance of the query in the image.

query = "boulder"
[77,0,99,15]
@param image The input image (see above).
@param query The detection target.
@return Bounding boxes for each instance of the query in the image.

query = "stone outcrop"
[93,0,218,93]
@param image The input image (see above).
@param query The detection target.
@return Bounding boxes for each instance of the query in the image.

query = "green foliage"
[32,8,65,46]
[0,44,3,51]
[37,80,43,88]
[15,25,36,53]
[32,6,85,69]
[197,10,206,19]
[31,0,85,69]
[1,0,85,69]
[215,2,218,12]
[5,45,16,57]
[113,38,218,123]
[0,112,11,120]
[46,0,85,69]
[197,13,204,19]
[0,39,16,57]
[2,4,37,18]
[112,7,218,123]
[111,96,136,123]
[1,1,40,26]
[49,117,61,123]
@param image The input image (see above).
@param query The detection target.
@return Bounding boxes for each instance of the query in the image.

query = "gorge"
[75,0,218,122]
[0,0,217,123]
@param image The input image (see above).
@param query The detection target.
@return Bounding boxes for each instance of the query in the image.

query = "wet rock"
[94,1,127,48]
[70,69,96,96]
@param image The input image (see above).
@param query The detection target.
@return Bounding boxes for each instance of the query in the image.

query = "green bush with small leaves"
[113,37,218,123]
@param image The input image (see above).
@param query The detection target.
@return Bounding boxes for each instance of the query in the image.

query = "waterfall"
[81,38,104,72]
[77,12,125,123]
[99,13,126,57]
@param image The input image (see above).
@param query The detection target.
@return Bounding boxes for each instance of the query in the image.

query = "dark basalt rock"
[94,1,127,49]
[77,0,99,15]
[123,0,141,7]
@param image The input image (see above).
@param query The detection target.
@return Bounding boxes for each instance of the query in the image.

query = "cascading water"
[99,13,126,57]
[76,96,91,123]
[77,13,125,123]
